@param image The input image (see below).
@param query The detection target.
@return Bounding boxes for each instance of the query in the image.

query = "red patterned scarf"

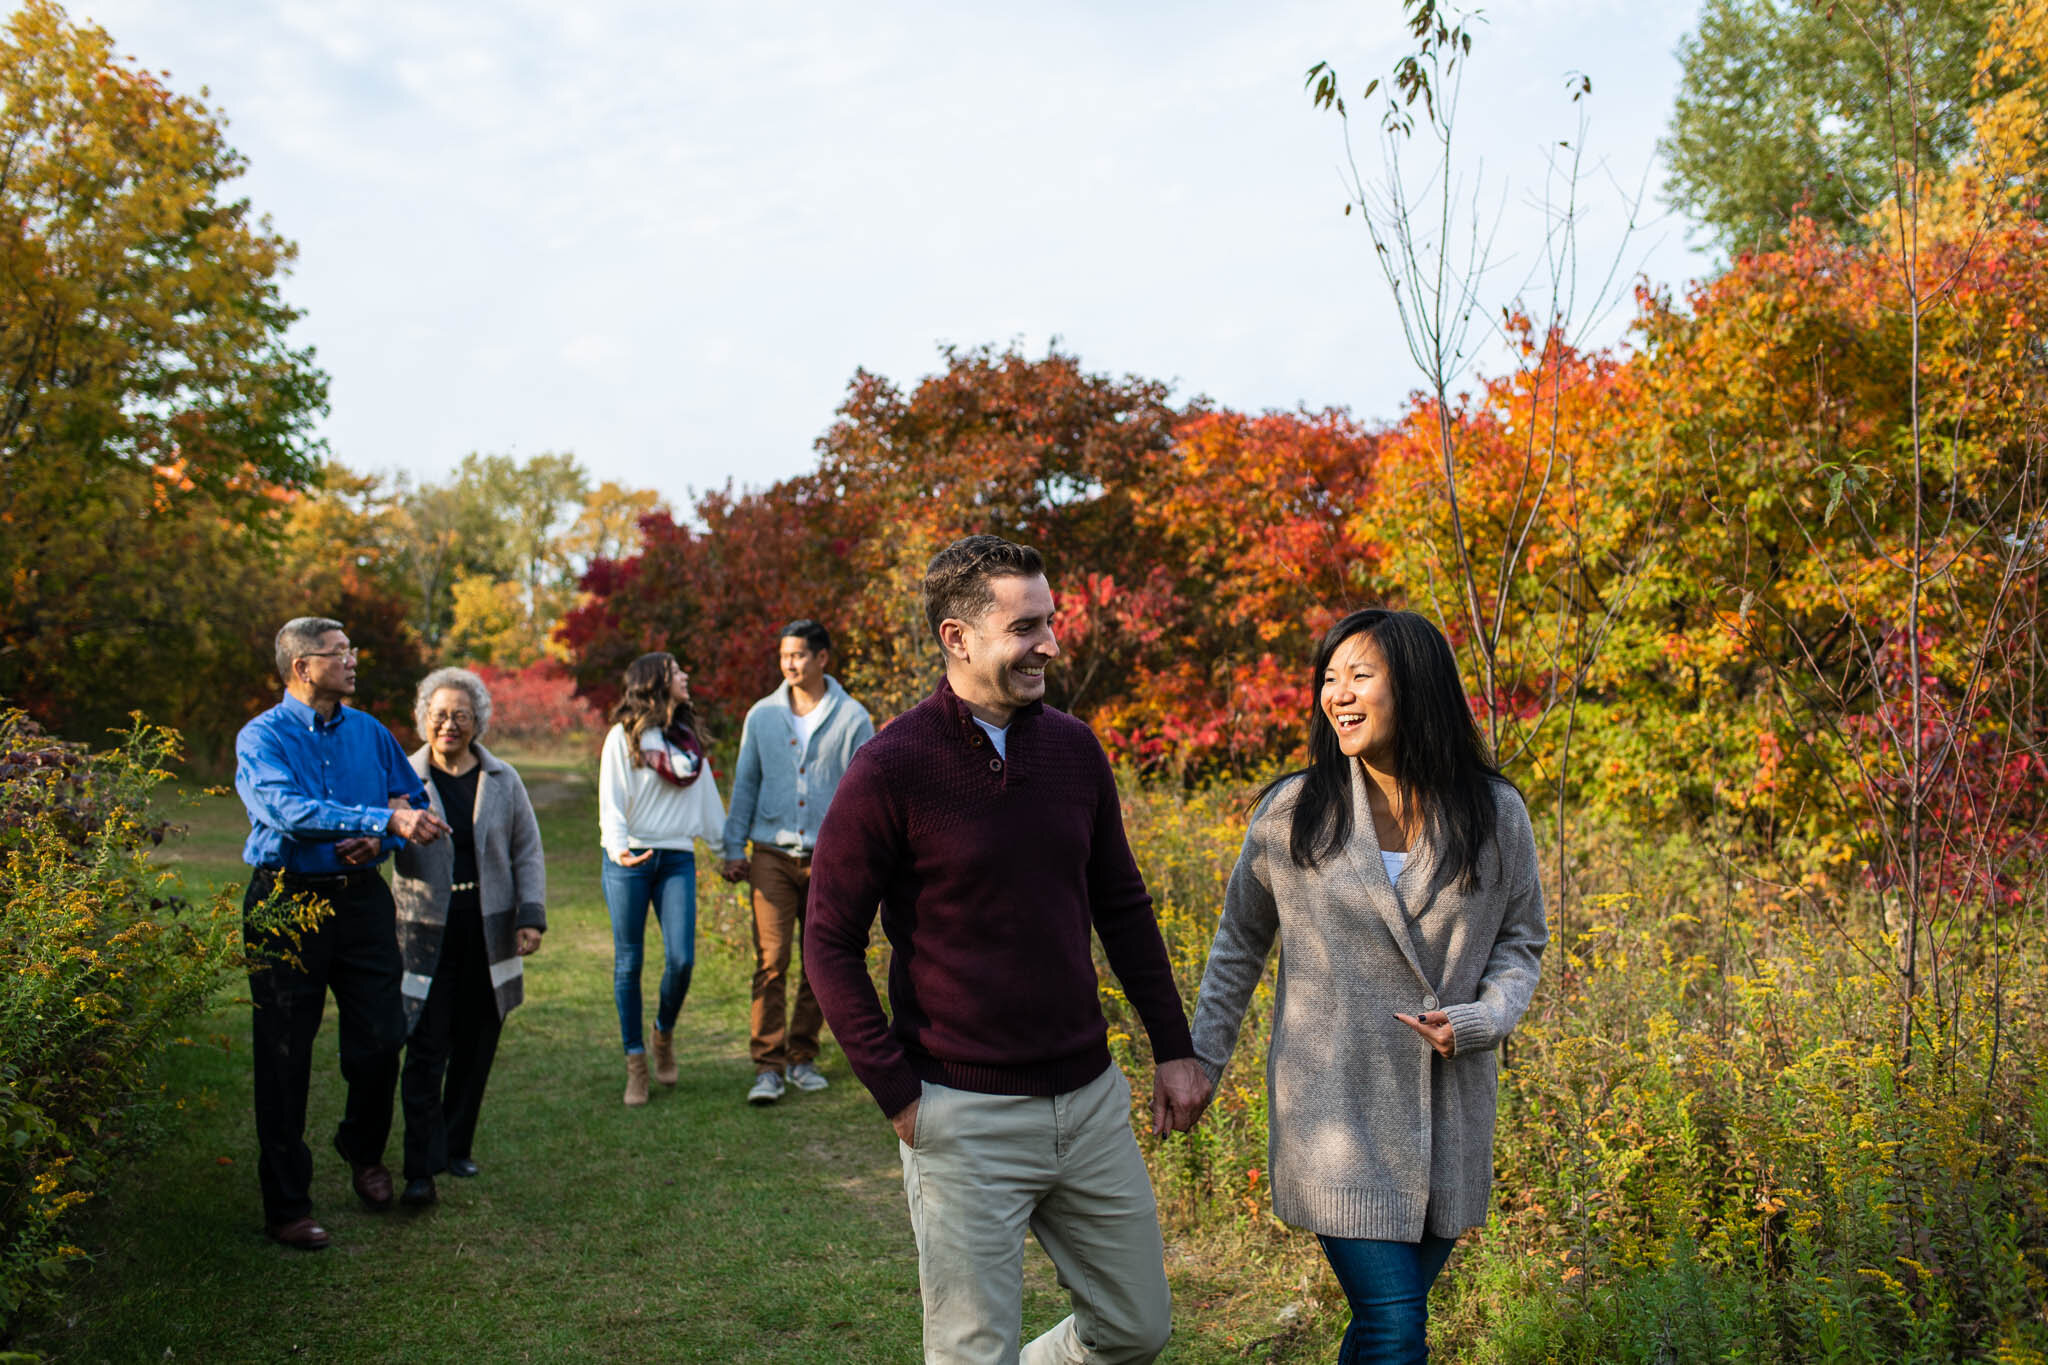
[639,722,707,788]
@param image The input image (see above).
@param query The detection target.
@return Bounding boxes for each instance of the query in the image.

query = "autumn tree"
[0,0,328,743]
[560,480,665,570]
[559,346,1384,777]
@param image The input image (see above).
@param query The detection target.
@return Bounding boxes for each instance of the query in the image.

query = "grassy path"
[28,753,1332,1363]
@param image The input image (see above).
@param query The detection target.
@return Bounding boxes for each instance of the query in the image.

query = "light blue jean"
[600,848,696,1055]
[1317,1232,1457,1364]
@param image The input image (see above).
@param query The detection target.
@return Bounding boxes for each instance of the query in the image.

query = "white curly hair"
[414,667,493,742]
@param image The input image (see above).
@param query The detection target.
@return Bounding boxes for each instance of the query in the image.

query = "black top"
[428,761,482,894]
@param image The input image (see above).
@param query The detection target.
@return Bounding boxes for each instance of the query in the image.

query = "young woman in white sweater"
[598,653,725,1106]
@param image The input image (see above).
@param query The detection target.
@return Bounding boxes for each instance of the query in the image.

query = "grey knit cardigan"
[391,744,548,1027]
[1190,763,1546,1242]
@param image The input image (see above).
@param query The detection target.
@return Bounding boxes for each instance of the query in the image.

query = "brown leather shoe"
[265,1216,331,1250]
[350,1161,394,1208]
[333,1135,394,1209]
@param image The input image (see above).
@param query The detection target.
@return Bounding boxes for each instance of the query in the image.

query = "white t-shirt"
[791,704,826,749]
[1380,848,1408,883]
[972,716,1009,758]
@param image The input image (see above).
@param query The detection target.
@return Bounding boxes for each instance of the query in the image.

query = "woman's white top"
[1379,847,1407,883]
[597,723,726,859]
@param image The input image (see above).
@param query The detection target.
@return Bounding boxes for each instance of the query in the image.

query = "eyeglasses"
[304,648,358,663]
[427,710,475,729]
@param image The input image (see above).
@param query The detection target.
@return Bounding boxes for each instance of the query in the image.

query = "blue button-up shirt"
[235,693,428,874]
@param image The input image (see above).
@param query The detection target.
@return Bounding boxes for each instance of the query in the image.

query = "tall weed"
[1108,783,2048,1360]
[0,713,244,1338]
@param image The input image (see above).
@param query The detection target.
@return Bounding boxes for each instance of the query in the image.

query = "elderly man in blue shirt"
[236,616,449,1250]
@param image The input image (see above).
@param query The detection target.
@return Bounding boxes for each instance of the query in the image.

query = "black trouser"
[401,896,504,1179]
[244,868,405,1224]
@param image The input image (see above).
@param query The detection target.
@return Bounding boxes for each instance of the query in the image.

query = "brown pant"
[749,846,825,1070]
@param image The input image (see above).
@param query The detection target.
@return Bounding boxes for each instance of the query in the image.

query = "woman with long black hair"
[1189,608,1547,1363]
[597,652,724,1107]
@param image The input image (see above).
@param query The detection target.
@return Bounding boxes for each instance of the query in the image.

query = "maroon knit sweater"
[805,679,1195,1118]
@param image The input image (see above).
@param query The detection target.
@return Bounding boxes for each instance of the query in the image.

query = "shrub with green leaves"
[0,712,242,1337]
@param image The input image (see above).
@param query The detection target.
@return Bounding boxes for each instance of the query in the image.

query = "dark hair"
[1269,608,1506,890]
[274,616,345,681]
[608,652,698,766]
[922,535,1046,642]
[779,619,832,655]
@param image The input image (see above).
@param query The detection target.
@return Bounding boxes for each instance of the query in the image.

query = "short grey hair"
[414,667,493,742]
[275,616,345,682]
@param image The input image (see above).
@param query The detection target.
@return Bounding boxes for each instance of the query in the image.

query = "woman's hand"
[1395,1011,1456,1057]
[515,928,542,956]
[614,847,654,868]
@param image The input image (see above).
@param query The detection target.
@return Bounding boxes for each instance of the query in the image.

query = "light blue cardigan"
[720,676,874,861]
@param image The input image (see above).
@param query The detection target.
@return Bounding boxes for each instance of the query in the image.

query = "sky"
[75,0,1711,508]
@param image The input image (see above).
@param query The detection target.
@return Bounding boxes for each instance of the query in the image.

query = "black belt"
[256,866,382,892]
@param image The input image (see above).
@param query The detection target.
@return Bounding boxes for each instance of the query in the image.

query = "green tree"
[389,452,590,654]
[1663,0,1994,253]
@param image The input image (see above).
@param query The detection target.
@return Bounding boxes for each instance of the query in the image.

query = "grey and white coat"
[391,744,547,1028]
[1190,764,1547,1242]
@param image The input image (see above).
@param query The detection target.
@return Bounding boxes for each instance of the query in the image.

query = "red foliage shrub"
[469,660,602,745]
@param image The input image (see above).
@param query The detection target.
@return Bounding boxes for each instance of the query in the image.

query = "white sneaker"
[787,1061,830,1093]
[747,1070,784,1105]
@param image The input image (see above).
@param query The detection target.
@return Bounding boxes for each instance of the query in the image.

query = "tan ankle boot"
[651,1029,678,1087]
[624,1053,650,1107]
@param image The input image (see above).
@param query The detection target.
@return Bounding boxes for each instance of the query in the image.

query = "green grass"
[23,751,1337,1363]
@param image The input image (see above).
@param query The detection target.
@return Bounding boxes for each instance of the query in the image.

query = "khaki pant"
[900,1066,1173,1365]
[748,846,824,1071]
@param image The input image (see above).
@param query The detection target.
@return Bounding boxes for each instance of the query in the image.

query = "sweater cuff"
[870,1067,924,1121]
[515,902,546,933]
[1443,1001,1499,1055]
[1144,1016,1196,1065]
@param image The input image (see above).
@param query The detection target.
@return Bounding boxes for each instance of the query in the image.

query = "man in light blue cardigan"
[719,620,875,1105]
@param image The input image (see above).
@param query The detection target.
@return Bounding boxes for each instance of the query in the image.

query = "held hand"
[515,928,542,956]
[334,836,382,865]
[614,847,655,868]
[889,1099,919,1146]
[388,806,450,844]
[1395,1011,1456,1058]
[719,859,750,883]
[1151,1057,1214,1136]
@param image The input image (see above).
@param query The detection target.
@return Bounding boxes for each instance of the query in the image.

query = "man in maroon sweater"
[806,535,1209,1364]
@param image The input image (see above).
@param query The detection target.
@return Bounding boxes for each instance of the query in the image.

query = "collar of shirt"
[278,690,348,732]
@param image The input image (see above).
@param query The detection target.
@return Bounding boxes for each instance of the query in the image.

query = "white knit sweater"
[597,723,726,859]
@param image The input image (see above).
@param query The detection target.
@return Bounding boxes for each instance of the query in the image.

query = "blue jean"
[600,848,697,1054]
[1317,1232,1457,1365]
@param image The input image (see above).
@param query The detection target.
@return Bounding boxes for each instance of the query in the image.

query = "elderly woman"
[1189,609,1547,1363]
[391,667,547,1207]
